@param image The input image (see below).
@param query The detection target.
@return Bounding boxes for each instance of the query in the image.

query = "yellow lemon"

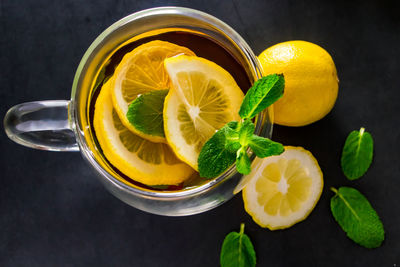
[94,79,194,186]
[258,41,338,126]
[163,55,244,170]
[111,40,195,142]
[243,146,323,230]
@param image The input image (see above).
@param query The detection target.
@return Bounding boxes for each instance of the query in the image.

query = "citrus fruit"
[242,146,323,230]
[163,55,244,170]
[111,40,196,143]
[94,79,194,186]
[258,40,338,126]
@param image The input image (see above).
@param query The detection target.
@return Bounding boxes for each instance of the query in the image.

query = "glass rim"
[70,6,268,199]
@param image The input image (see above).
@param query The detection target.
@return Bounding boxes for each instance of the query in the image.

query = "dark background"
[1,0,399,266]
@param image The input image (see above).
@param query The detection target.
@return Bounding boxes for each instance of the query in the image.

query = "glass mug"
[3,7,272,216]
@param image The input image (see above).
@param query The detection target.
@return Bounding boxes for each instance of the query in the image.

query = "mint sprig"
[236,147,251,175]
[220,223,256,267]
[239,73,285,119]
[197,123,238,178]
[330,187,384,248]
[341,127,374,180]
[198,74,285,178]
[248,134,284,158]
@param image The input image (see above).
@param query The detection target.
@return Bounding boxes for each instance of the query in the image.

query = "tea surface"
[89,30,251,191]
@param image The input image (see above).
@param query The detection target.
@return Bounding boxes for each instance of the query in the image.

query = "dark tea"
[89,30,251,191]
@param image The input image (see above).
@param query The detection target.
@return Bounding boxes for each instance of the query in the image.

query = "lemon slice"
[94,79,194,186]
[243,146,323,230]
[111,40,196,143]
[163,55,244,170]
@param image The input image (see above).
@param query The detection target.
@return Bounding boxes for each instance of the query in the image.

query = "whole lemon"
[258,41,339,126]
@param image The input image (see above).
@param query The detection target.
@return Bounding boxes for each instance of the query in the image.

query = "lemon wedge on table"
[94,79,194,186]
[163,55,244,170]
[111,40,196,143]
[243,146,323,230]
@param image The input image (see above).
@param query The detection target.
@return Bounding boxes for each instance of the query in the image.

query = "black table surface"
[1,0,399,266]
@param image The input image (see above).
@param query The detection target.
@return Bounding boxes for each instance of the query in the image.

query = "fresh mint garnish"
[330,187,384,248]
[341,127,374,180]
[238,119,255,146]
[197,123,238,178]
[220,223,256,267]
[126,89,169,137]
[198,74,285,178]
[248,135,285,158]
[236,147,251,175]
[224,121,242,153]
[239,74,285,119]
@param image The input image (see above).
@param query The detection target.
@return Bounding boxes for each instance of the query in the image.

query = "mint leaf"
[238,119,255,146]
[236,148,251,175]
[220,223,256,267]
[223,121,241,152]
[126,89,168,137]
[330,187,384,248]
[198,123,237,178]
[341,127,374,180]
[238,74,284,119]
[198,74,285,179]
[248,135,285,158]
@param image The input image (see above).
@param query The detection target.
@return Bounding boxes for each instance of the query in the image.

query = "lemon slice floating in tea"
[111,40,196,143]
[163,55,244,170]
[242,146,323,230]
[94,79,194,186]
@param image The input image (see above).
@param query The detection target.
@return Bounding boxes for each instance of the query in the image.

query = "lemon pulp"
[111,40,196,142]
[163,55,244,169]
[243,146,323,230]
[94,79,194,186]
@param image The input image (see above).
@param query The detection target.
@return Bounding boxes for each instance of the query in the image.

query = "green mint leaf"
[198,123,237,178]
[238,119,255,146]
[220,223,256,267]
[330,187,384,248]
[198,74,286,179]
[226,121,240,131]
[238,74,285,119]
[341,127,374,180]
[226,139,241,153]
[224,121,241,152]
[248,135,285,158]
[126,89,169,137]
[236,148,251,175]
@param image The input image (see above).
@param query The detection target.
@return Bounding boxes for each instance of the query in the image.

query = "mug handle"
[3,100,79,151]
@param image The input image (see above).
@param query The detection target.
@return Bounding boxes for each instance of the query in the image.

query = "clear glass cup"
[3,7,272,216]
